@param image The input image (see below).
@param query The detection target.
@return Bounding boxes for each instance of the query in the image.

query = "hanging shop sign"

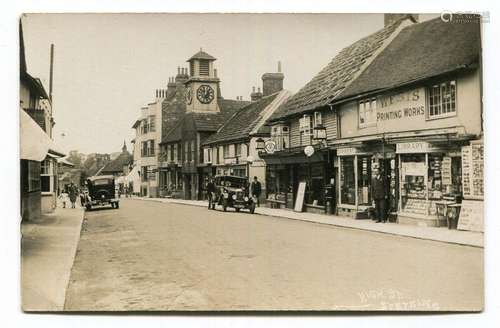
[396,141,442,154]
[264,140,276,154]
[304,145,315,157]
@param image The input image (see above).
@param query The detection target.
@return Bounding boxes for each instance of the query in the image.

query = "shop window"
[359,98,377,127]
[40,159,52,192]
[299,115,312,146]
[340,157,356,205]
[428,81,456,118]
[357,156,372,205]
[27,161,41,192]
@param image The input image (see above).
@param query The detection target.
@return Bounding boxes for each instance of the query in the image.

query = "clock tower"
[185,48,220,112]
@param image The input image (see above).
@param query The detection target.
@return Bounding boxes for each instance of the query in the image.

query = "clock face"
[186,88,193,105]
[196,85,215,104]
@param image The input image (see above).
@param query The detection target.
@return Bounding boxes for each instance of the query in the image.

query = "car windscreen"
[93,179,112,186]
[220,177,247,188]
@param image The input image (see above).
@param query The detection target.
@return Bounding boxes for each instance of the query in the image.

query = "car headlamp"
[232,194,237,200]
[244,197,249,202]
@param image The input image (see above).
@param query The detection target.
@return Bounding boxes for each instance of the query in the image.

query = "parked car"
[212,175,256,214]
[82,175,119,210]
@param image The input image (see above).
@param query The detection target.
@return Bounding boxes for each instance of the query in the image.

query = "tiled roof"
[162,97,250,143]
[339,15,481,100]
[100,151,133,174]
[203,93,280,145]
[269,16,408,121]
[193,98,250,132]
[188,50,216,61]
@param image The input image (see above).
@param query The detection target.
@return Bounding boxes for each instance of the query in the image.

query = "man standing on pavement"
[250,176,262,207]
[371,168,388,223]
[206,177,216,209]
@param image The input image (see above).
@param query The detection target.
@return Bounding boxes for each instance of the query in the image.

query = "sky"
[22,13,437,155]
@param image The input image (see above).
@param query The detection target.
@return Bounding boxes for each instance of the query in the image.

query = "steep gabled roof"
[269,16,411,121]
[338,15,481,100]
[203,92,280,145]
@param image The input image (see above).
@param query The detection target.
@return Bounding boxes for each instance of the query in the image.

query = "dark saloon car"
[82,175,119,210]
[211,175,256,214]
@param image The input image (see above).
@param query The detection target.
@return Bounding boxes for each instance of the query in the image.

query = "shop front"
[396,141,464,227]
[335,144,399,218]
[263,147,333,214]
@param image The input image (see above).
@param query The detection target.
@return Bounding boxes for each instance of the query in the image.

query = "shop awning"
[57,157,75,167]
[20,109,66,161]
[20,109,52,161]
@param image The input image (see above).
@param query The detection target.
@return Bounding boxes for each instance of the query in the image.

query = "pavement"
[134,196,484,248]
[21,205,85,311]
[64,198,483,311]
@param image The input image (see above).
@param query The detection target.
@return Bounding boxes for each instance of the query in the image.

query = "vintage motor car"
[82,175,119,210]
[211,175,256,214]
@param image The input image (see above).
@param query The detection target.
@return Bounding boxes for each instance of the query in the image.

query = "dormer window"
[199,60,210,76]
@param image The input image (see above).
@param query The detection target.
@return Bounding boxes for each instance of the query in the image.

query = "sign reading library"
[376,87,426,132]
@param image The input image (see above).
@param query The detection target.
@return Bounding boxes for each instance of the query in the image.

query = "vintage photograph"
[19,13,484,312]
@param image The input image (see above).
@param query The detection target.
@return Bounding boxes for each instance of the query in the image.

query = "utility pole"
[49,44,54,105]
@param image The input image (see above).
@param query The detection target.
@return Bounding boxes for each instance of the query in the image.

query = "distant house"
[100,142,133,177]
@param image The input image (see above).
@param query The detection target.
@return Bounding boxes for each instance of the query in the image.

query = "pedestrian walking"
[206,177,216,209]
[68,182,78,209]
[371,168,388,223]
[58,190,69,208]
[250,176,262,207]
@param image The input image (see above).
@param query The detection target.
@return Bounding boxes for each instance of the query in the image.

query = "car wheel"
[250,203,256,214]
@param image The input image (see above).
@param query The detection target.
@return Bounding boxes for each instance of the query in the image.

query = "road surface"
[64,198,483,311]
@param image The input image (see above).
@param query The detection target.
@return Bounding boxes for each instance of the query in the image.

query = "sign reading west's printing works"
[375,88,426,132]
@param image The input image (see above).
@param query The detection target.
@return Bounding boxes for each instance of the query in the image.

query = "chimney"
[250,86,263,101]
[262,61,284,96]
[175,66,189,84]
[167,76,176,97]
[384,14,419,27]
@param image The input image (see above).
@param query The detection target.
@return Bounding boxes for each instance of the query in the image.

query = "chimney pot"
[253,86,256,93]
[177,66,181,75]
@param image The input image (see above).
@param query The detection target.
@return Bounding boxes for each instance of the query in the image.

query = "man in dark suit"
[250,176,262,207]
[371,168,388,223]
[206,177,216,210]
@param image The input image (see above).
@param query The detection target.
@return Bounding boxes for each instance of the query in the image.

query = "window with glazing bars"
[428,81,456,117]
